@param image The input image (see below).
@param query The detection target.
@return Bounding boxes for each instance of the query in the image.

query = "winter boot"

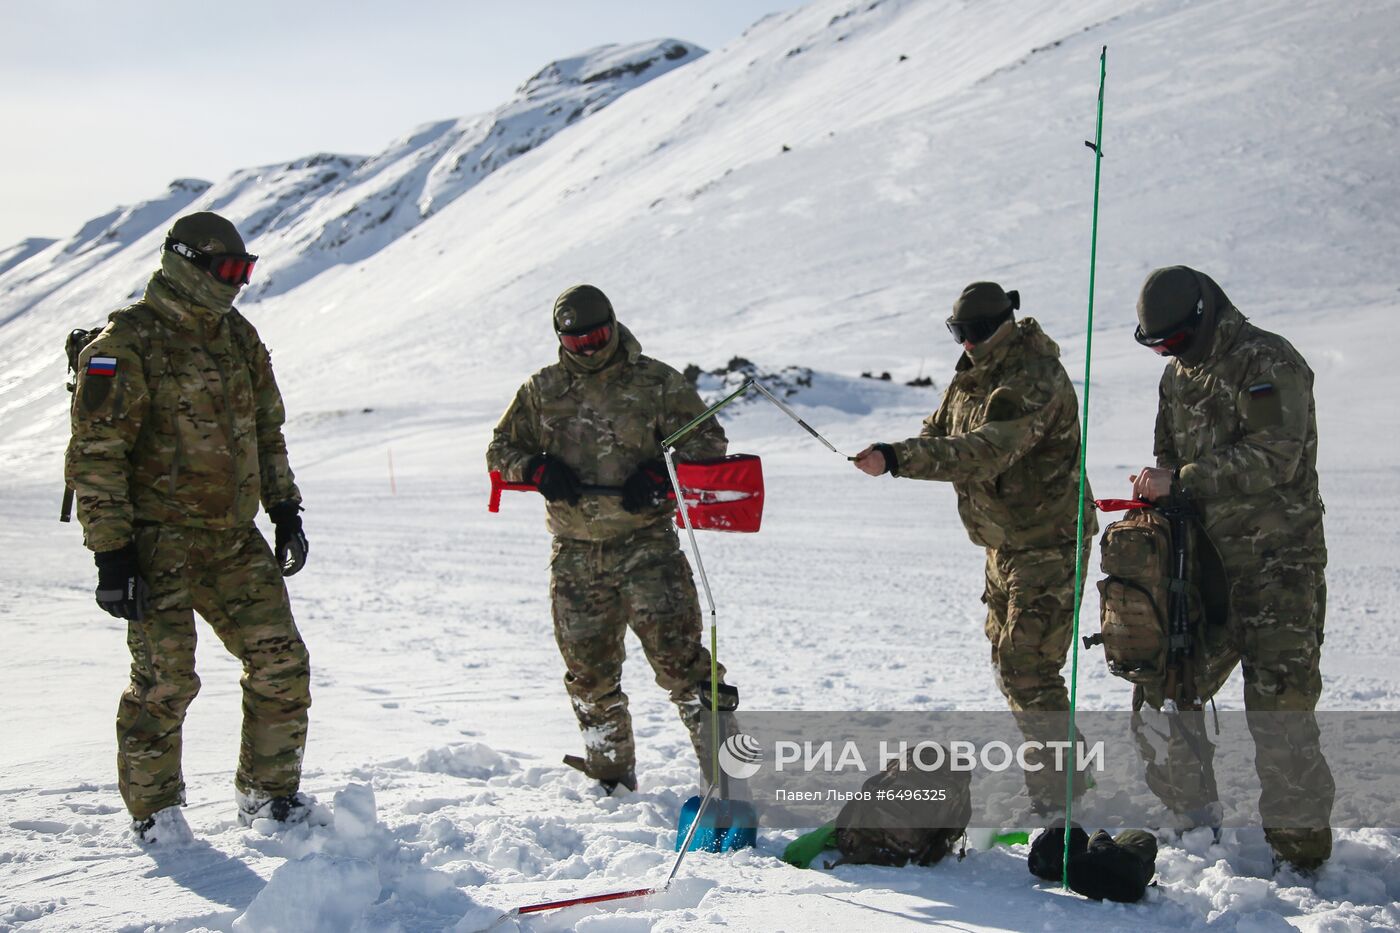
[1271,853,1323,880]
[236,788,315,827]
[1172,801,1223,844]
[132,805,195,846]
[562,754,636,796]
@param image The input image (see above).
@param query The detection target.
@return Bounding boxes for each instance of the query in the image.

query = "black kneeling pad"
[1065,830,1157,903]
[1028,822,1089,882]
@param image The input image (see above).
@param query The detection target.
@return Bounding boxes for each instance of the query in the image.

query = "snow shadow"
[143,839,267,911]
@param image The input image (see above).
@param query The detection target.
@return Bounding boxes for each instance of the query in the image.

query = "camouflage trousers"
[119,523,310,820]
[983,542,1091,807]
[551,526,724,784]
[1132,563,1333,866]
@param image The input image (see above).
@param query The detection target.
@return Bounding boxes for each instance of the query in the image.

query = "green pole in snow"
[1063,44,1107,890]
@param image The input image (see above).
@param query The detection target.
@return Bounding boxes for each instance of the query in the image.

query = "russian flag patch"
[87,356,118,377]
[1248,382,1274,397]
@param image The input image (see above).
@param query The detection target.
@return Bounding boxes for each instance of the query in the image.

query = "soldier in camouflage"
[65,212,313,844]
[1128,265,1333,871]
[854,282,1095,812]
[487,284,733,793]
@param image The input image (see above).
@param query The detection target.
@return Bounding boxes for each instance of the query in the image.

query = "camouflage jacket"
[1155,304,1325,569]
[486,325,727,542]
[65,273,300,553]
[889,318,1095,550]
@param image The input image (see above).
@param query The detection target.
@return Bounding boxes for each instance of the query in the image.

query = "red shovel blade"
[488,455,764,533]
[673,454,763,533]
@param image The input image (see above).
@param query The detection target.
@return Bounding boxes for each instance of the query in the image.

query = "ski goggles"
[1134,322,1195,356]
[946,310,1012,345]
[558,323,612,354]
[164,237,258,286]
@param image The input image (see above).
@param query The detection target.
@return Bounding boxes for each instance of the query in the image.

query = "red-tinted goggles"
[1134,323,1194,356]
[559,324,612,354]
[165,237,258,286]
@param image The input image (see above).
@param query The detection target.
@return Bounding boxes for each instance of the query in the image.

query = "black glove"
[874,443,899,476]
[268,501,308,577]
[94,543,147,621]
[524,454,582,505]
[621,459,670,513]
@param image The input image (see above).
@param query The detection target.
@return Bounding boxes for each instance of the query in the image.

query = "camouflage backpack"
[830,749,973,867]
[1086,503,1227,687]
[61,326,109,522]
[60,307,168,523]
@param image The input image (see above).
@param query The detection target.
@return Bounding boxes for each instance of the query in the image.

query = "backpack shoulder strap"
[109,301,166,389]
[225,306,257,359]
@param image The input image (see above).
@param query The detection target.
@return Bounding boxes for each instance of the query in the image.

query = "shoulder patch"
[1242,380,1283,427]
[82,358,117,410]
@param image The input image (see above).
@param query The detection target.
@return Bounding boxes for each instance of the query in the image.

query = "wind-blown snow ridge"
[242,39,704,300]
[0,178,210,328]
[0,238,57,279]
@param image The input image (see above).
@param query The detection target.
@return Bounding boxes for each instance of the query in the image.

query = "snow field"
[4,0,1400,928]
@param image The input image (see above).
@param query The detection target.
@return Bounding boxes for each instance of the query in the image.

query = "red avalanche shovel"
[1094,498,1153,512]
[488,454,764,533]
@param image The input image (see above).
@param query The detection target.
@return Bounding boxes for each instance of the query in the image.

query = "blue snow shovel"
[677,772,758,853]
[676,689,757,853]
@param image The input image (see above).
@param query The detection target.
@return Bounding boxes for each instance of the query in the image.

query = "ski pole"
[746,380,849,457]
[660,376,846,783]
[663,380,755,449]
[663,446,722,784]
[1063,44,1107,891]
[661,378,849,457]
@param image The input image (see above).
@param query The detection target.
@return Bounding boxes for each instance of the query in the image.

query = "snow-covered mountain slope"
[3,0,1400,930]
[237,39,705,300]
[2,0,1397,473]
[0,238,57,280]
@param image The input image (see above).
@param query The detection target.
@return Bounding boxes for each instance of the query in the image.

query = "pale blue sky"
[0,0,804,249]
